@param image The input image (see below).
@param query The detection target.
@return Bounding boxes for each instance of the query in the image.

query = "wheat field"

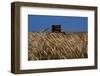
[28,32,88,60]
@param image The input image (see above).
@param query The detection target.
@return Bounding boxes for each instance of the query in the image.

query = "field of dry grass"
[28,32,88,60]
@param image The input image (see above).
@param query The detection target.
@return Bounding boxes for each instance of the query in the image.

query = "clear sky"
[28,15,88,32]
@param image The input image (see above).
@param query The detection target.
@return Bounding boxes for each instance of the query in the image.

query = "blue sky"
[28,15,88,32]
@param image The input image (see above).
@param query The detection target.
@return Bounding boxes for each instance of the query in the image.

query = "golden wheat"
[28,32,88,60]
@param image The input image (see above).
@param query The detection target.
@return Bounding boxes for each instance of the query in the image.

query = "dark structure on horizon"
[52,25,61,32]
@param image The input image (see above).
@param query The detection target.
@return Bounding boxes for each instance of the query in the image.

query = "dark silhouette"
[52,25,61,32]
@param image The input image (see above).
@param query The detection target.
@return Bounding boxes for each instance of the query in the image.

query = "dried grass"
[28,32,88,60]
